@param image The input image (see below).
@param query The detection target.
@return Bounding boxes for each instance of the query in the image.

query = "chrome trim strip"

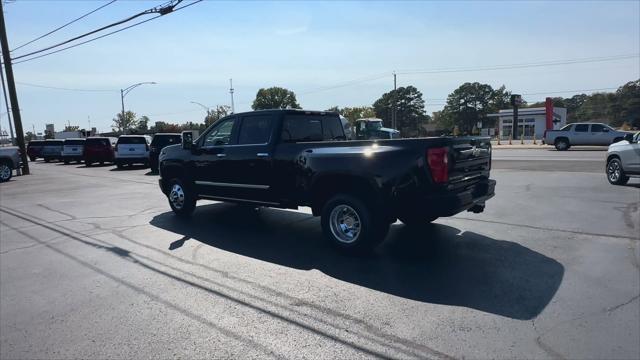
[199,195,279,206]
[195,181,269,189]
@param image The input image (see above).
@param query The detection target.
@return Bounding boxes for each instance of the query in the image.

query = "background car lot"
[1,148,638,359]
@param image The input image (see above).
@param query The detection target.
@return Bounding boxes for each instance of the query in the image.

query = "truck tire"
[398,213,438,227]
[606,158,629,185]
[167,178,196,218]
[0,160,12,182]
[554,138,570,151]
[116,161,123,169]
[321,194,388,253]
[29,156,36,162]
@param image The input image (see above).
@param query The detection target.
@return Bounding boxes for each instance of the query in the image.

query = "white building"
[488,105,567,140]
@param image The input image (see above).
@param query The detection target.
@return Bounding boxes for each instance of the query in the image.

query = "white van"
[114,135,151,168]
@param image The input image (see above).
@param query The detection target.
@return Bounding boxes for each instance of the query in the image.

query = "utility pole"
[0,60,15,144]
[392,72,397,130]
[229,78,235,113]
[510,94,522,141]
[0,1,29,174]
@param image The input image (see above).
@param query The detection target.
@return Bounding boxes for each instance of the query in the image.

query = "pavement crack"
[532,318,567,360]
[606,294,640,313]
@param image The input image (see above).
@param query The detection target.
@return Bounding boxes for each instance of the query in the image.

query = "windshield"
[367,121,383,130]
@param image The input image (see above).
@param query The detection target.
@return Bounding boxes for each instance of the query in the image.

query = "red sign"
[545,98,553,130]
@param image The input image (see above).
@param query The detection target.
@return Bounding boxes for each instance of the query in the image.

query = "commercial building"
[487,98,567,140]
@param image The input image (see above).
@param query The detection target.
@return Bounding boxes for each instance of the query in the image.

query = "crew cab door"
[220,113,277,203]
[191,116,239,197]
[588,124,612,145]
[572,124,590,145]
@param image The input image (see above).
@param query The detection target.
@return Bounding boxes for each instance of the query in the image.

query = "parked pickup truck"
[0,146,21,182]
[544,122,631,150]
[158,110,496,252]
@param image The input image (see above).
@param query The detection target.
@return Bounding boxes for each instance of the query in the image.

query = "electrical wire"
[15,81,117,92]
[11,0,118,53]
[13,0,202,65]
[12,1,181,61]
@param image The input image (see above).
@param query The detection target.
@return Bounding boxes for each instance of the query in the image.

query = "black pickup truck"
[158,109,496,252]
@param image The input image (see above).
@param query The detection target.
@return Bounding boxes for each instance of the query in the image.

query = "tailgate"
[117,144,147,156]
[448,137,491,189]
[63,145,83,155]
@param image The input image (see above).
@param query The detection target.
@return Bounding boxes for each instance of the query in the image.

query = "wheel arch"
[310,174,382,217]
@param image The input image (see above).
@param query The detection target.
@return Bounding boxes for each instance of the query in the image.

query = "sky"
[1,0,639,135]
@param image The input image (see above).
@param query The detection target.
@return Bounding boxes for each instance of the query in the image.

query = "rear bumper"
[115,157,149,164]
[61,154,83,161]
[401,179,496,218]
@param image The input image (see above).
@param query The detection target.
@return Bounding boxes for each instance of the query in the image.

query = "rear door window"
[590,124,605,132]
[238,115,274,145]
[281,115,323,142]
[86,138,110,147]
[64,139,85,146]
[574,124,589,132]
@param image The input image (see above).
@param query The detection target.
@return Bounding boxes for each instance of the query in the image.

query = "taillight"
[427,147,449,184]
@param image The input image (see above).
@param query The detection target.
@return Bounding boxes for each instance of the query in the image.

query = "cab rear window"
[118,137,147,144]
[64,139,85,145]
[151,135,181,147]
[45,141,63,146]
[86,138,111,146]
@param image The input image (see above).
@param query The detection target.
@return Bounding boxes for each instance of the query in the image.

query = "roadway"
[1,150,638,359]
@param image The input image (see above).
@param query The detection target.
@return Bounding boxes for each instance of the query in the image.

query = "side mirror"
[603,128,610,132]
[182,131,194,150]
[624,133,634,142]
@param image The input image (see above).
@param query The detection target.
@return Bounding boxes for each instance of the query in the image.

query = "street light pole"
[190,101,210,112]
[120,82,155,134]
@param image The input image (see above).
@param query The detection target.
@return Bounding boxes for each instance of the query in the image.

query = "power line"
[396,54,639,75]
[13,0,202,65]
[299,54,638,97]
[15,81,116,92]
[11,0,117,53]
[12,0,183,61]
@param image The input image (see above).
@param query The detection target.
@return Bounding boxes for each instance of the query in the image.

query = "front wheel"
[607,158,629,185]
[167,178,196,218]
[29,156,36,162]
[321,194,388,253]
[0,161,12,182]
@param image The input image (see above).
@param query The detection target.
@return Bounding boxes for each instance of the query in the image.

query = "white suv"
[606,132,640,185]
[114,135,151,169]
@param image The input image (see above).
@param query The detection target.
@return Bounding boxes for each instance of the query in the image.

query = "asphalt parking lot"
[1,148,639,359]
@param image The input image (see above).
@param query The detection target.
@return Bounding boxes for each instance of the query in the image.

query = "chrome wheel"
[329,204,361,244]
[608,160,621,182]
[0,164,11,181]
[169,183,185,210]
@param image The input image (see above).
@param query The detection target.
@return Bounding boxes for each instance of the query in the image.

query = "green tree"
[372,85,428,137]
[612,80,640,127]
[137,115,150,131]
[112,111,138,133]
[205,105,231,127]
[326,106,376,124]
[440,82,512,133]
[252,87,301,110]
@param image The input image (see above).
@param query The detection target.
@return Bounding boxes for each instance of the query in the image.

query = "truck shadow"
[149,203,564,320]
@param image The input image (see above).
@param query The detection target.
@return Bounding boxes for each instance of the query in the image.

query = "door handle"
[256,153,270,158]
[216,153,226,158]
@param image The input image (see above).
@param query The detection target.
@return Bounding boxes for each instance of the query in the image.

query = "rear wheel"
[321,194,388,253]
[168,178,196,218]
[607,158,629,185]
[29,156,36,162]
[0,161,12,182]
[116,161,123,169]
[86,161,93,167]
[63,159,70,165]
[44,158,50,163]
[555,138,569,151]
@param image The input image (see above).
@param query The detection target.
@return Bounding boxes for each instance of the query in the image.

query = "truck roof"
[228,109,339,117]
